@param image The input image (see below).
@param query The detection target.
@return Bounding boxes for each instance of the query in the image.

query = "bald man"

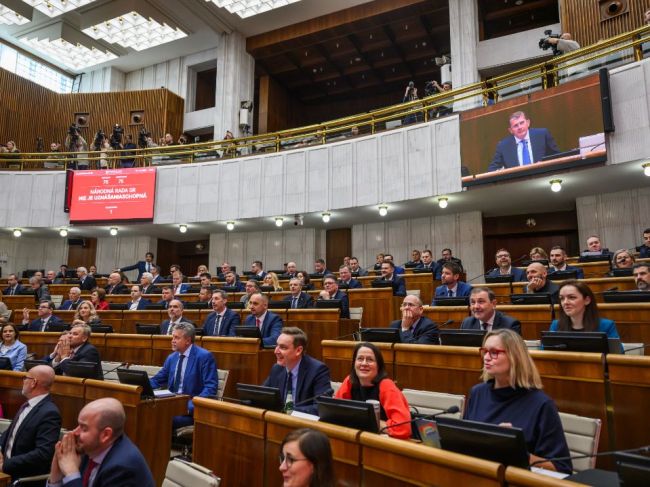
[0,365,61,480]
[525,262,559,303]
[104,272,129,295]
[48,397,154,487]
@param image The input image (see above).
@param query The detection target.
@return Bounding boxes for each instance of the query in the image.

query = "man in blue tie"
[488,111,559,172]
[201,290,239,336]
[432,262,472,305]
[282,278,313,309]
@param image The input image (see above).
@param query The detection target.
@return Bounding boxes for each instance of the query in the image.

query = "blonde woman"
[72,300,102,327]
[263,272,283,292]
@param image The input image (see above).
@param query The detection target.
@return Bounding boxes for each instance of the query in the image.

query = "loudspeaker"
[599,68,615,133]
[74,112,89,127]
[130,110,144,125]
[598,0,629,21]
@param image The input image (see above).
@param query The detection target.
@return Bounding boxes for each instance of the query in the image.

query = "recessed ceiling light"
[12,228,22,237]
[207,0,303,19]
[23,0,98,18]
[378,205,388,217]
[0,2,31,25]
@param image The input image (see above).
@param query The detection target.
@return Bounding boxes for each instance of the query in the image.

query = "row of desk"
[0,370,185,486]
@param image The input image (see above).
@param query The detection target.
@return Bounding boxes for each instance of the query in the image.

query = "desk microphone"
[623,344,650,354]
[379,405,460,434]
[540,343,567,350]
[439,320,455,327]
[294,391,334,408]
[330,331,361,341]
[103,362,129,377]
[530,444,650,467]
[220,395,253,406]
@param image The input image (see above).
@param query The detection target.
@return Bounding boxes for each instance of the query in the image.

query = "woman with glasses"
[0,322,27,370]
[279,428,334,487]
[464,329,572,473]
[334,342,411,439]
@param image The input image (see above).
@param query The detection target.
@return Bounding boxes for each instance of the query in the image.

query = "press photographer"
[539,31,580,55]
[110,124,124,150]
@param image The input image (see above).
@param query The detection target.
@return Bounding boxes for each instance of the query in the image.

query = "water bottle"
[284,391,294,415]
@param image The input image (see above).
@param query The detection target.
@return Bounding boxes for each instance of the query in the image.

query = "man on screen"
[488,111,560,172]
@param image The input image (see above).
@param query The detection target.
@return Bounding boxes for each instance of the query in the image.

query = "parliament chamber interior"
[1,0,650,485]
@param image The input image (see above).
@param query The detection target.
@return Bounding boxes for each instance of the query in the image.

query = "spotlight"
[226,221,235,231]
[322,212,331,223]
[109,227,118,236]
[438,197,449,209]
[643,163,650,177]
[179,224,188,233]
[12,228,22,237]
[275,217,284,227]
[378,205,388,217]
[59,228,68,237]
[549,179,562,192]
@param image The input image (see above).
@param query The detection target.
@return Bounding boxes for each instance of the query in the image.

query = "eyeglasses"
[479,348,507,359]
[355,356,376,364]
[496,254,510,259]
[278,453,309,467]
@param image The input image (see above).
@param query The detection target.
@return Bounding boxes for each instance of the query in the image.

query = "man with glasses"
[461,287,521,334]
[320,277,350,318]
[389,295,439,344]
[22,301,65,331]
[0,365,61,481]
[486,248,527,281]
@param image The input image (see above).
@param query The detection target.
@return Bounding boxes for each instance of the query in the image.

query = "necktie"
[82,459,98,487]
[168,322,175,335]
[5,401,30,455]
[285,370,293,401]
[521,140,531,165]
[481,322,488,331]
[448,289,453,297]
[173,354,185,392]
[10,287,14,296]
[256,318,261,329]
[291,297,298,309]
[41,319,47,331]
[214,314,222,335]
[146,263,150,272]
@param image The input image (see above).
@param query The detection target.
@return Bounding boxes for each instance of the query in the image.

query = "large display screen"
[69,168,156,223]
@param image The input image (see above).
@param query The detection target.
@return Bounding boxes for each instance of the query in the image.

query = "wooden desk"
[286,309,340,360]
[321,340,394,382]
[598,303,650,345]
[84,379,187,486]
[53,310,76,323]
[103,334,153,365]
[264,412,362,487]
[0,371,27,417]
[96,310,124,332]
[19,331,61,358]
[0,473,10,486]
[152,334,174,365]
[359,432,504,486]
[402,273,436,305]
[348,287,395,328]
[494,305,554,341]
[122,310,163,333]
[51,375,86,429]
[423,306,471,327]
[192,398,266,487]
[0,295,36,311]
[606,354,650,450]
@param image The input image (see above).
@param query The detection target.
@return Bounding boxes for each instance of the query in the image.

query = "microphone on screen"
[379,405,461,434]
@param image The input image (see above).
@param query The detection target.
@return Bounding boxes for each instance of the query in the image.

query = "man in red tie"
[47,397,154,487]
[244,293,283,347]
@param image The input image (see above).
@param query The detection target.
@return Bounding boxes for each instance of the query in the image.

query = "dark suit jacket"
[160,318,196,335]
[120,261,152,283]
[263,355,333,415]
[34,286,51,303]
[59,299,82,311]
[338,279,362,289]
[525,279,560,304]
[244,312,283,347]
[488,128,560,171]
[104,283,129,295]
[202,309,240,336]
[126,298,151,310]
[461,310,522,335]
[329,290,350,319]
[389,317,439,344]
[282,292,313,309]
[0,394,61,479]
[2,284,24,295]
[151,275,164,285]
[78,275,97,291]
[486,267,528,282]
[55,342,101,376]
[27,314,65,332]
[222,281,246,292]
[65,435,154,487]
[549,265,585,280]
[433,281,472,301]
[140,284,161,295]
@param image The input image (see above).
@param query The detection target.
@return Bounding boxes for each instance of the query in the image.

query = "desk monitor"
[226,301,245,309]
[360,328,401,343]
[0,357,12,370]
[108,303,127,310]
[317,396,379,434]
[65,361,102,380]
[370,280,394,289]
[90,325,113,333]
[485,275,514,284]
[578,254,611,263]
[609,268,633,277]
[439,329,485,347]
[510,293,552,305]
[540,331,609,354]
[269,301,291,309]
[548,270,578,281]
[145,304,164,310]
[615,452,650,487]
[521,259,549,267]
[184,302,210,310]
[603,291,650,303]
[117,368,156,399]
[404,263,419,269]
[433,296,470,307]
[235,326,262,343]
[236,383,283,412]
[259,285,275,292]
[412,267,433,274]
[315,299,341,310]
[135,324,160,335]
[47,323,70,333]
[221,286,241,293]
[436,417,530,469]
[24,359,48,370]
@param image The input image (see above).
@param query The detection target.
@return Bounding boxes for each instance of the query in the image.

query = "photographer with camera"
[425,80,453,119]
[64,124,89,170]
[121,134,137,168]
[402,81,421,125]
[539,31,580,55]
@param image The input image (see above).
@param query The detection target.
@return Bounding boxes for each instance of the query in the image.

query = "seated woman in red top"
[90,288,110,311]
[334,342,411,439]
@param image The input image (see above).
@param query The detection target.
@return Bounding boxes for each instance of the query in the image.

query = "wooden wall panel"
[561,0,648,47]
[0,68,184,153]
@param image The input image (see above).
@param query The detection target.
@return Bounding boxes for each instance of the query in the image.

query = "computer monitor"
[236,383,283,411]
[226,301,245,309]
[370,281,394,289]
[485,275,514,284]
[0,357,13,370]
[108,303,128,310]
[65,361,102,380]
[117,368,156,399]
[412,267,433,274]
[47,323,70,333]
[540,331,609,354]
[436,417,530,469]
[439,330,485,347]
[315,299,341,310]
[432,296,470,307]
[221,286,241,293]
[615,452,650,487]
[235,326,262,341]
[184,302,210,310]
[145,304,164,310]
[269,301,291,309]
[602,291,650,304]
[610,268,633,277]
[90,325,114,333]
[360,328,401,343]
[548,270,578,281]
[521,259,549,267]
[135,324,160,335]
[24,359,48,370]
[510,293,552,305]
[404,263,418,269]
[259,285,275,292]
[578,254,611,263]
[317,396,379,433]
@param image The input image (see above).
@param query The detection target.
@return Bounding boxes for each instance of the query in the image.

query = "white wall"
[0,236,67,276]
[79,66,126,93]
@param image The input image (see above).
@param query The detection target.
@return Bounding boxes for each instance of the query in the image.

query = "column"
[449,0,481,111]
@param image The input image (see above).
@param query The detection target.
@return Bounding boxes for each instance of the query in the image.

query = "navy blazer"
[263,355,333,415]
[0,394,61,479]
[639,245,650,258]
[222,281,246,292]
[338,279,362,289]
[140,284,161,295]
[486,267,528,282]
[27,314,65,331]
[172,283,191,295]
[150,344,218,414]
[55,342,101,376]
[202,309,240,336]
[126,298,151,310]
[244,312,283,347]
[461,310,522,335]
[389,317,439,344]
[104,283,129,295]
[329,290,350,319]
[120,261,153,283]
[282,292,314,309]
[59,299,83,311]
[374,276,406,297]
[488,128,560,171]
[66,435,154,487]
[549,265,585,280]
[78,275,96,291]
[433,281,472,302]
[160,318,196,335]
[2,284,24,295]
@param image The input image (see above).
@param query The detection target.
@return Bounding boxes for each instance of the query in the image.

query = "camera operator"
[98,139,113,169]
[64,124,89,169]
[121,134,137,168]
[110,124,124,150]
[402,81,421,125]
[427,80,453,119]
[545,33,580,54]
[44,142,64,169]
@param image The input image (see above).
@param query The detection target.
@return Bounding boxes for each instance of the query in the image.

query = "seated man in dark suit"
[485,248,527,282]
[54,264,69,283]
[348,257,368,277]
[525,262,559,303]
[337,265,362,289]
[638,228,650,258]
[116,251,155,282]
[461,287,521,334]
[383,254,405,275]
[282,278,313,309]
[59,287,83,310]
[139,272,160,295]
[150,323,218,429]
[22,301,65,331]
[488,110,559,172]
[160,299,195,335]
[404,249,422,267]
[104,272,129,295]
[262,327,333,415]
[47,324,101,376]
[320,276,350,319]
[76,266,96,292]
[417,249,441,276]
[251,260,267,281]
[433,262,472,304]
[126,285,151,311]
[633,263,650,291]
[29,276,51,303]
[223,271,245,291]
[312,258,333,277]
[373,261,407,297]
[0,365,61,481]
[157,287,176,309]
[202,290,239,336]
[548,246,584,279]
[171,272,191,295]
[3,273,24,296]
[389,295,439,344]
[582,235,611,256]
[48,397,155,487]
[244,293,283,347]
[436,248,464,278]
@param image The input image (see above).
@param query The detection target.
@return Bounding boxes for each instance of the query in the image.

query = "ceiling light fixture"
[179,224,188,233]
[0,0,32,24]
[59,228,68,237]
[109,227,118,236]
[12,228,22,237]
[643,162,650,177]
[549,179,562,192]
[321,212,331,223]
[226,221,235,231]
[275,217,284,227]
[378,205,388,217]
[208,0,303,19]
[22,0,98,18]
[438,197,448,209]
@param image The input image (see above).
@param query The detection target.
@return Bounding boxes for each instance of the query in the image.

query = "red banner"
[69,168,156,223]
